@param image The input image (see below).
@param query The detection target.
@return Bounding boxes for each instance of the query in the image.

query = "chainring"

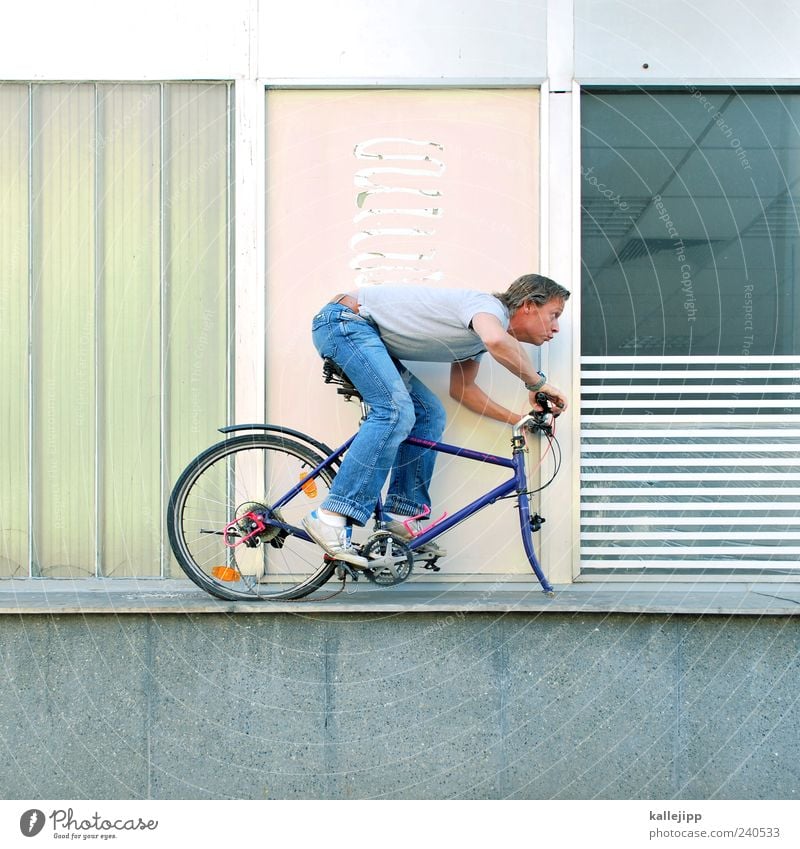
[361,531,414,586]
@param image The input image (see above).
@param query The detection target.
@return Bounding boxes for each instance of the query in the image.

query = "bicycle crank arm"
[411,549,440,564]
[363,551,405,577]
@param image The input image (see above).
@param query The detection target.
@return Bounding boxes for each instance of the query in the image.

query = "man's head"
[495,273,571,314]
[496,274,570,346]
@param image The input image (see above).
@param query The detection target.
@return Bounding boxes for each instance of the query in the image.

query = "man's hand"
[529,382,567,416]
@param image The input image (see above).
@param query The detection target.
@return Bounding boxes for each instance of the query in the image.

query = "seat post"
[322,357,363,403]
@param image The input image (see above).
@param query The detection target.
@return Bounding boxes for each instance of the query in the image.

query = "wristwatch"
[524,371,547,392]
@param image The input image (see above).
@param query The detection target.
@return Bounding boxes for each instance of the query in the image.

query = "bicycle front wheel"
[167,433,338,600]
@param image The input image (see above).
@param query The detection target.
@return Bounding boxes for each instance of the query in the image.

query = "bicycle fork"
[512,431,555,597]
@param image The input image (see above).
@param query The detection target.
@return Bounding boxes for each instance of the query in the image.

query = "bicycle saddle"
[322,358,362,401]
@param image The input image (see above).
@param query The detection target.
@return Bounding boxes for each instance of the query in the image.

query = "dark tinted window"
[581,90,800,357]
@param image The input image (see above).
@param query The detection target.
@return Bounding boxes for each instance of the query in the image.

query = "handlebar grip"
[523,393,553,433]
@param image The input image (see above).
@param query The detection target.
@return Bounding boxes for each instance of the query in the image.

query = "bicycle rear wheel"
[167,433,337,600]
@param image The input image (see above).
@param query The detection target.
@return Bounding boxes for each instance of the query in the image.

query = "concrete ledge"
[1,578,799,615]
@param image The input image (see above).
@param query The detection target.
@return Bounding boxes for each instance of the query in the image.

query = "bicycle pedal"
[326,554,368,574]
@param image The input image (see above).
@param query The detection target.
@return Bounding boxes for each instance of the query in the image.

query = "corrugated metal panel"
[0,81,232,580]
[0,84,29,578]
[32,83,97,578]
[164,83,232,580]
[580,356,800,574]
[98,83,162,577]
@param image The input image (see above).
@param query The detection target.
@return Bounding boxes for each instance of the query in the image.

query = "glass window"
[582,89,800,357]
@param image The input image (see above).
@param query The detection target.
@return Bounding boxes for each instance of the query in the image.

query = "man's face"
[509,297,565,345]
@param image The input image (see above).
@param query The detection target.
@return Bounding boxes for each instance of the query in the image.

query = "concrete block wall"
[2,613,797,799]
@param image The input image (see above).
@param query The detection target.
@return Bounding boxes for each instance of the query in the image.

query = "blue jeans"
[311,302,446,526]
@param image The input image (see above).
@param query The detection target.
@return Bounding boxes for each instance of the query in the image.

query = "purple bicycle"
[167,359,561,601]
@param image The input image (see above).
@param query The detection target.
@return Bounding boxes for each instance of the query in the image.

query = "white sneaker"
[302,510,368,568]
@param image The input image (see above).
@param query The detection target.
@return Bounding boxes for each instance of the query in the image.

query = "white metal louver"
[580,356,800,575]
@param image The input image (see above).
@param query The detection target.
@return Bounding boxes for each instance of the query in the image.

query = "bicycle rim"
[167,434,337,600]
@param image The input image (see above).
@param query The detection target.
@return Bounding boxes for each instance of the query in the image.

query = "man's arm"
[449,358,524,425]
[470,312,541,384]
[469,312,568,413]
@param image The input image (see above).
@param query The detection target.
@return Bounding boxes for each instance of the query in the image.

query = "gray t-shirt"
[356,286,509,362]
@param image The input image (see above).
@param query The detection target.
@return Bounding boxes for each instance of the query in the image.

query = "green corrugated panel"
[0,83,30,578]
[0,82,231,581]
[32,84,97,578]
[98,83,163,577]
[164,83,231,577]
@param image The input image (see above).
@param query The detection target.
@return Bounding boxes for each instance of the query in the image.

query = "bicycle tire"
[167,433,338,600]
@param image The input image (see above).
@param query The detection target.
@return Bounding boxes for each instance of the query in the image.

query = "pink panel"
[266,89,540,575]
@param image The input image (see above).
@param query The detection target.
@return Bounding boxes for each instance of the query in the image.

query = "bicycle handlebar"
[513,393,555,437]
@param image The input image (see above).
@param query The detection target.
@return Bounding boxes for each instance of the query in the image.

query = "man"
[303,273,570,566]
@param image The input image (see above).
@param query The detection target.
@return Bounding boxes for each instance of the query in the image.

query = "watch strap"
[524,371,546,393]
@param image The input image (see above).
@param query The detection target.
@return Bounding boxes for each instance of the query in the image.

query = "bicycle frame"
[265,419,554,595]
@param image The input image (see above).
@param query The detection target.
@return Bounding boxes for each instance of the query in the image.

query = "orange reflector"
[211,566,240,582]
[299,472,318,498]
